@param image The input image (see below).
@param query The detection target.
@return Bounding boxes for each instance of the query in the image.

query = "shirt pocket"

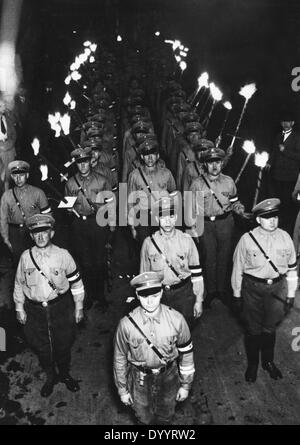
[128,337,145,362]
[276,249,290,267]
[159,335,177,357]
[149,253,164,272]
[50,267,67,288]
[246,249,265,267]
[25,268,38,287]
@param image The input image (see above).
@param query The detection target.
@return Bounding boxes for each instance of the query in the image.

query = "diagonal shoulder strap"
[150,235,182,280]
[127,314,165,361]
[138,167,153,197]
[12,188,26,221]
[29,248,57,291]
[73,175,96,213]
[200,174,224,210]
[194,161,201,177]
[248,231,280,275]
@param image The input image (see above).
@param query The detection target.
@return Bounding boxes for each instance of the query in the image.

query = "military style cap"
[185,121,203,134]
[193,139,215,152]
[139,139,159,155]
[203,147,225,162]
[152,191,179,218]
[130,272,163,297]
[26,214,55,233]
[9,160,30,174]
[71,147,92,163]
[181,112,200,124]
[132,121,153,134]
[135,133,157,147]
[252,198,280,218]
[82,139,102,150]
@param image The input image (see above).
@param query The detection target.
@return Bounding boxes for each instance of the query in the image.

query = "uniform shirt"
[14,244,84,310]
[127,165,176,226]
[232,226,297,298]
[65,171,112,216]
[176,145,196,190]
[113,304,195,397]
[190,172,244,217]
[0,185,50,242]
[140,229,203,296]
[182,160,204,193]
[92,162,116,190]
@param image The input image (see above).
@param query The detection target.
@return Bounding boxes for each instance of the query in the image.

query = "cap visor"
[258,210,279,219]
[137,286,162,297]
[30,226,52,233]
[76,157,91,163]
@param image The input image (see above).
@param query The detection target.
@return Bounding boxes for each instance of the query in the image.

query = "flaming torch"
[31,138,69,182]
[48,112,79,150]
[190,72,209,106]
[179,60,187,80]
[229,83,257,150]
[216,101,232,147]
[252,151,269,207]
[235,139,256,184]
[202,82,223,129]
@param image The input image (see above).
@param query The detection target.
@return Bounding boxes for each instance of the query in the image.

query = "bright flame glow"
[48,113,61,137]
[210,83,223,102]
[63,92,71,106]
[172,40,181,51]
[31,138,40,156]
[198,72,209,89]
[64,75,71,85]
[223,101,232,110]
[179,61,187,71]
[70,100,76,110]
[179,44,184,50]
[117,35,122,42]
[84,48,91,56]
[184,47,189,52]
[175,55,181,63]
[180,51,187,57]
[89,56,95,63]
[90,43,97,52]
[239,83,257,101]
[155,31,160,36]
[83,41,91,47]
[242,140,256,154]
[255,151,269,168]
[164,39,174,45]
[71,71,82,81]
[70,62,76,71]
[40,164,48,181]
[60,114,71,135]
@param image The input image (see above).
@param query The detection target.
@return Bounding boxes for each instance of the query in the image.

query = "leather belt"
[204,211,231,221]
[9,223,25,228]
[163,276,191,291]
[79,213,95,220]
[133,360,175,375]
[243,273,285,285]
[25,291,69,307]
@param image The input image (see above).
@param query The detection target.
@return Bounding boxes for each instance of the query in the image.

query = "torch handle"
[252,168,263,208]
[229,100,247,149]
[234,152,252,184]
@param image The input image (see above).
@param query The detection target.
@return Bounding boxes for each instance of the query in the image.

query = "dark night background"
[9,0,300,209]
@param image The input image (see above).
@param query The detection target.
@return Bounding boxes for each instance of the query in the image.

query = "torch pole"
[235,152,252,184]
[42,179,80,219]
[228,99,248,150]
[252,168,263,208]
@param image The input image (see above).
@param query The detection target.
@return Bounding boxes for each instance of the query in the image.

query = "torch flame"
[90,43,97,52]
[117,35,122,42]
[197,72,209,89]
[239,83,257,101]
[70,100,76,110]
[184,47,189,52]
[84,48,91,56]
[155,31,160,36]
[210,83,223,102]
[164,39,174,45]
[31,138,40,156]
[180,51,187,57]
[64,75,71,85]
[175,55,181,63]
[83,40,91,47]
[172,40,181,51]
[242,140,256,154]
[254,151,269,168]
[223,101,232,110]
[48,113,62,137]
[179,61,187,72]
[60,114,71,135]
[89,56,95,63]
[71,71,82,81]
[40,164,48,181]
[63,92,71,106]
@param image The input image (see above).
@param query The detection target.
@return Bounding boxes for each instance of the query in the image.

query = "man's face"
[11,172,28,187]
[77,159,91,176]
[257,215,279,232]
[281,121,294,131]
[31,229,54,248]
[206,160,222,177]
[137,290,163,313]
[187,132,201,145]
[142,152,159,167]
[157,213,177,233]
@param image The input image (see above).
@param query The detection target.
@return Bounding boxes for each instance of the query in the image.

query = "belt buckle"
[152,368,160,375]
[266,279,273,285]
[165,285,170,291]
[42,301,48,307]
[210,216,216,221]
[82,215,87,221]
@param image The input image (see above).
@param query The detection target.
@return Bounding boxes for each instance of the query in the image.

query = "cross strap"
[127,314,165,362]
[194,161,201,177]
[200,174,224,210]
[29,248,57,291]
[73,175,96,213]
[248,231,280,275]
[12,188,26,222]
[150,235,182,280]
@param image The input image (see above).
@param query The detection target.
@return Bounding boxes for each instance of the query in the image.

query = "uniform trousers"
[9,225,32,267]
[128,361,180,425]
[162,279,195,329]
[23,291,76,377]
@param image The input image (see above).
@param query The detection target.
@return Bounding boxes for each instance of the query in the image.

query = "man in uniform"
[231,198,297,382]
[65,147,115,308]
[113,271,195,425]
[127,139,176,247]
[182,139,215,193]
[188,147,246,308]
[140,194,203,329]
[14,214,84,397]
[0,160,51,266]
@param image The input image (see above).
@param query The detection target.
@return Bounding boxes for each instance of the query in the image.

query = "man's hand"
[75,308,84,323]
[176,387,189,402]
[120,392,133,406]
[131,226,137,240]
[193,301,203,318]
[16,310,27,325]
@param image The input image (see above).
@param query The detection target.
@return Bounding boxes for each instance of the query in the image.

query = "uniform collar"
[140,305,162,325]
[257,226,278,238]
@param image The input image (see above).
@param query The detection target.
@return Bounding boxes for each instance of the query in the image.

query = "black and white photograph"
[0,0,300,428]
